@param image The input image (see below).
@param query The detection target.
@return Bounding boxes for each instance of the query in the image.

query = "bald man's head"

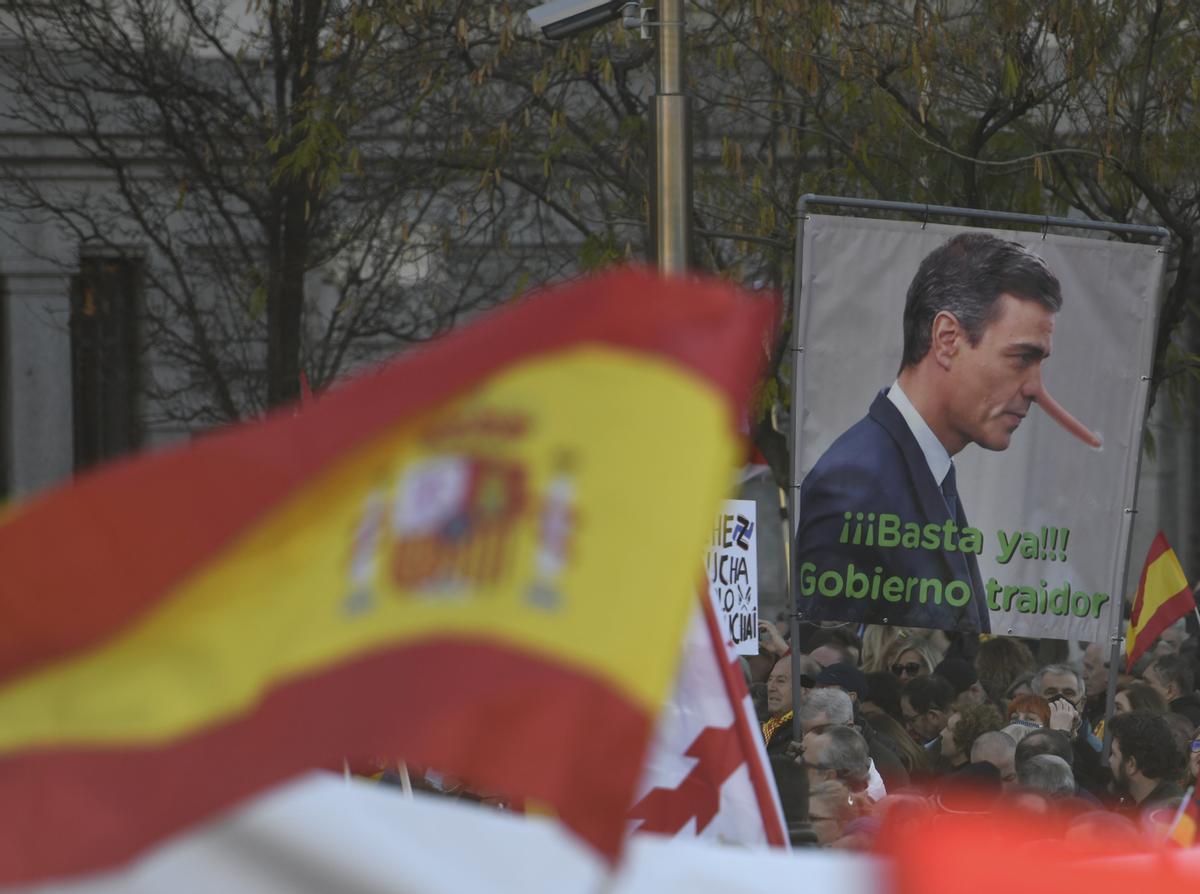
[971,730,1017,788]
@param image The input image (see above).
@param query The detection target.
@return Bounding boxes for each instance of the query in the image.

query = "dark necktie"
[941,463,959,522]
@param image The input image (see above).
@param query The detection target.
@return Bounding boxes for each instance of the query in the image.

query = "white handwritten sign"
[706,499,758,656]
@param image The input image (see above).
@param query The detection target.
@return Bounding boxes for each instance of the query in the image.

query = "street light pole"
[651,0,690,274]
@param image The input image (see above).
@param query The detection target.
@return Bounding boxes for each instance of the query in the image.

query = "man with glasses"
[797,725,872,795]
[799,686,888,798]
[900,674,955,748]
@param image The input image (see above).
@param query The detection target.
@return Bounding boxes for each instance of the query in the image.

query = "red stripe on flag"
[699,597,788,847]
[0,639,650,883]
[0,269,774,686]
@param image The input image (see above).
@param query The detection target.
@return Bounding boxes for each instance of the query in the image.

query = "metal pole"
[653,0,690,274]
[796,194,1171,241]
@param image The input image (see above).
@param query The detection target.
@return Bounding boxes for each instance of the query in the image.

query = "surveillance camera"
[527,0,630,40]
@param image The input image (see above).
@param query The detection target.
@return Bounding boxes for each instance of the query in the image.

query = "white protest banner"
[706,499,759,655]
[790,215,1164,642]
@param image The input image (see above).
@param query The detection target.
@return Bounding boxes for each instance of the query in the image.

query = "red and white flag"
[628,593,788,847]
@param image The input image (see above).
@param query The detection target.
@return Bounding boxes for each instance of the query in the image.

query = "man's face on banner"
[945,293,1055,452]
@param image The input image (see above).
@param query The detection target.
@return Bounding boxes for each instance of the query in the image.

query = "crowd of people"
[751,618,1200,848]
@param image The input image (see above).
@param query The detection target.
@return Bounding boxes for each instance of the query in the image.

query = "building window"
[70,256,142,472]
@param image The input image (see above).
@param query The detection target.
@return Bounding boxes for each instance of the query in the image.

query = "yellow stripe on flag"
[0,348,733,753]
[1126,532,1195,670]
[1140,547,1190,615]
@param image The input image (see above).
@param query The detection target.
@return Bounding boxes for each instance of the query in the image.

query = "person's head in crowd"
[1032,663,1085,711]
[901,674,955,743]
[807,779,858,846]
[1004,672,1035,701]
[1115,681,1169,715]
[940,702,1004,768]
[1166,710,1195,758]
[935,657,988,709]
[1144,654,1195,705]
[1164,712,1195,761]
[815,663,869,706]
[1007,692,1051,728]
[861,707,931,775]
[769,754,816,847]
[863,671,904,723]
[1001,721,1034,744]
[1154,619,1188,657]
[1108,711,1187,805]
[766,657,793,718]
[1081,641,1110,706]
[975,636,1037,702]
[1032,663,1085,736]
[799,686,855,744]
[859,625,906,674]
[804,627,861,667]
[933,761,1002,814]
[801,725,872,794]
[886,636,943,683]
[971,730,1018,788]
[1015,728,1074,769]
[1018,753,1076,798]
[745,650,778,685]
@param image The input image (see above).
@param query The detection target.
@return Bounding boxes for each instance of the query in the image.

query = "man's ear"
[1125,753,1140,777]
[930,311,961,370]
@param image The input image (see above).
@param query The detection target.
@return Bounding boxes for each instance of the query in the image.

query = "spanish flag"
[0,268,773,883]
[1126,531,1195,672]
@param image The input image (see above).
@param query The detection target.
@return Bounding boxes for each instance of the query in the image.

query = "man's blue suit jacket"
[794,389,990,634]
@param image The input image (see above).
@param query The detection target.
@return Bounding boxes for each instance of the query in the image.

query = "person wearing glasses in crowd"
[885,636,943,683]
[900,674,956,751]
[798,687,890,799]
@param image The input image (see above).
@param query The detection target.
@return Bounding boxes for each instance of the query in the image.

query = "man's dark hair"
[1150,654,1195,696]
[901,233,1063,368]
[1015,728,1074,768]
[1109,711,1187,781]
[902,674,955,714]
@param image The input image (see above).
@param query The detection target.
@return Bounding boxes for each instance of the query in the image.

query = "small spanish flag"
[1126,532,1195,672]
[1168,786,1200,848]
[0,268,773,883]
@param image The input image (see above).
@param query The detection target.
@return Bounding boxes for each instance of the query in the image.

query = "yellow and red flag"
[0,268,773,884]
[1126,531,1196,671]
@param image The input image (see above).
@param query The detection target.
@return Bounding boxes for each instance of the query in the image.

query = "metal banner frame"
[785,195,1170,753]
